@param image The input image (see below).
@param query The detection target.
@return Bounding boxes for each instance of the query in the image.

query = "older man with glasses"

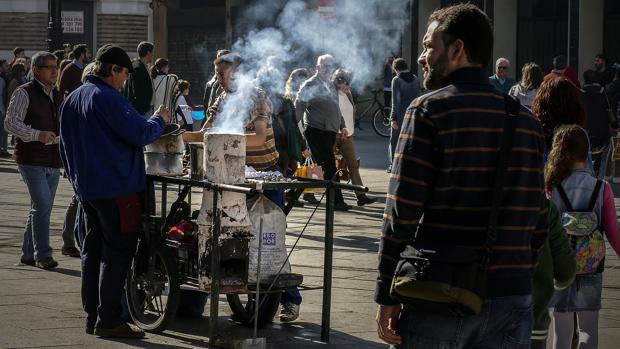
[4,51,62,269]
[489,57,516,94]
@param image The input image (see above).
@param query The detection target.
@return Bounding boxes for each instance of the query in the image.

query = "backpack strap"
[587,179,603,212]
[556,185,574,212]
[481,95,519,266]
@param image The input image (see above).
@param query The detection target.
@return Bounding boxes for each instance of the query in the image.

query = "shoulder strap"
[482,95,519,265]
[556,185,575,211]
[587,179,603,212]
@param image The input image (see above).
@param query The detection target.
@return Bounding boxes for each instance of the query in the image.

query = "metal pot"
[145,133,185,153]
[188,142,204,180]
[144,152,185,176]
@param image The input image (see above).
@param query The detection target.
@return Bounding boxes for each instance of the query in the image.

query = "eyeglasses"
[498,66,509,70]
[37,65,58,70]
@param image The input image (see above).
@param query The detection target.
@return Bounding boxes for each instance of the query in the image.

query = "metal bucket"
[144,152,184,176]
[188,142,204,180]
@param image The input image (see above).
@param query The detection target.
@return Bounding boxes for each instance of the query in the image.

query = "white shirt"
[174,95,193,125]
[338,90,355,136]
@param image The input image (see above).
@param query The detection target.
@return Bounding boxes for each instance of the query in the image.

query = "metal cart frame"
[143,174,367,346]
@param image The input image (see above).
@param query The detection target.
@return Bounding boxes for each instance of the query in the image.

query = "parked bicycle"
[354,89,392,137]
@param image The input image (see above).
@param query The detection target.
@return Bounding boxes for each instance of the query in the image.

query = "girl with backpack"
[545,124,620,349]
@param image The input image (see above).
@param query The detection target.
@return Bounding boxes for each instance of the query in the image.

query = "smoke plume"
[212,0,410,134]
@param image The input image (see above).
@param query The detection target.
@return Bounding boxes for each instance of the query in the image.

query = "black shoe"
[334,201,351,211]
[86,326,94,335]
[303,193,320,204]
[94,323,145,338]
[19,256,35,266]
[357,196,378,206]
[35,257,58,270]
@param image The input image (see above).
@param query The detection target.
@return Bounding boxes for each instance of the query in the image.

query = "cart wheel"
[126,244,180,333]
[226,292,282,328]
[372,106,392,137]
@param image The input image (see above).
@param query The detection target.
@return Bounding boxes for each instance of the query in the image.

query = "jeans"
[393,295,533,349]
[389,123,400,167]
[304,127,345,203]
[18,165,60,261]
[61,194,79,248]
[0,110,8,151]
[81,196,139,329]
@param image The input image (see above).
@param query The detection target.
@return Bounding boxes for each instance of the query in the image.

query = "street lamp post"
[47,0,63,52]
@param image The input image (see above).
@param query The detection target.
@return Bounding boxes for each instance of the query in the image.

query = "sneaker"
[35,257,58,270]
[19,256,35,266]
[303,193,320,204]
[94,323,145,338]
[386,166,392,173]
[279,303,300,322]
[357,196,378,206]
[61,246,81,258]
[334,201,351,211]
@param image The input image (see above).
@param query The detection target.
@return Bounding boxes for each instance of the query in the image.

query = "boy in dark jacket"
[123,41,154,117]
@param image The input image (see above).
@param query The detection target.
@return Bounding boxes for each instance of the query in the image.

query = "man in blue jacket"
[59,44,171,338]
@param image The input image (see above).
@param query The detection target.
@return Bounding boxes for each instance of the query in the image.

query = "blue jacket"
[59,75,165,200]
[489,74,516,94]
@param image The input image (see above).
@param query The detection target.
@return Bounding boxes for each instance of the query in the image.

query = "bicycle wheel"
[372,106,392,137]
[126,244,180,333]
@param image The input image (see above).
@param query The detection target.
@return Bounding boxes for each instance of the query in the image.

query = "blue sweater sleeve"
[96,91,164,146]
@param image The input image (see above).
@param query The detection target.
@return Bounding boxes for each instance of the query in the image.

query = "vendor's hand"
[341,127,349,138]
[302,149,311,158]
[391,120,398,130]
[376,304,402,345]
[38,131,56,144]
[156,105,172,123]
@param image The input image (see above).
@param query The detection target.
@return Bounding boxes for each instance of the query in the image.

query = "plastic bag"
[247,195,291,283]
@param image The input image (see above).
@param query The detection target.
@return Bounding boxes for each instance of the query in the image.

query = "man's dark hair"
[392,58,408,72]
[52,50,65,62]
[583,70,597,84]
[72,44,88,59]
[137,41,154,58]
[428,4,493,67]
[595,53,607,63]
[13,47,24,56]
[92,61,124,78]
[553,55,567,70]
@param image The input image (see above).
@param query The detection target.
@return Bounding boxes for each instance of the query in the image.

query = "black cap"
[96,44,133,72]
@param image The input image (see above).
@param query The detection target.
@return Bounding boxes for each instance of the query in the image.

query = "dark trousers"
[304,127,344,203]
[81,197,139,329]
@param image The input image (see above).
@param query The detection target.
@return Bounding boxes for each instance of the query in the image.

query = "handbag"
[295,157,325,194]
[335,147,350,181]
[390,95,520,317]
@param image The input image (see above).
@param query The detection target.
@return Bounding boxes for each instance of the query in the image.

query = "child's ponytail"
[544,124,590,188]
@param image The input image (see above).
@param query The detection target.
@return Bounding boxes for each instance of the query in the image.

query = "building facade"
[0,0,152,59]
[404,0,619,83]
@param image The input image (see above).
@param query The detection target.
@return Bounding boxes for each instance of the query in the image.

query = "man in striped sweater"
[375,4,549,348]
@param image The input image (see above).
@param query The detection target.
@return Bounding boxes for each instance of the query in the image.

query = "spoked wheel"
[226,292,282,328]
[372,106,392,137]
[126,244,180,333]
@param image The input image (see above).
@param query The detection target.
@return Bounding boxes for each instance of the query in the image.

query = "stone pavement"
[1,124,620,349]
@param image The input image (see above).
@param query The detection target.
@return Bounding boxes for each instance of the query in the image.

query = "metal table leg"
[321,185,335,342]
[209,190,221,348]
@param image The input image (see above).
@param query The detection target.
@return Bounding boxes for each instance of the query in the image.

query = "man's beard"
[423,52,450,91]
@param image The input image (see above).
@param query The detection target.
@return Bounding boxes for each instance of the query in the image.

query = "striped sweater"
[376,68,549,305]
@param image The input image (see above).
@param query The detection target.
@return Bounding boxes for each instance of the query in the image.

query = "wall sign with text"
[62,11,84,34]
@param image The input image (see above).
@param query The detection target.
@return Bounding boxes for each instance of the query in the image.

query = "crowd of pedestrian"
[1,2,620,347]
